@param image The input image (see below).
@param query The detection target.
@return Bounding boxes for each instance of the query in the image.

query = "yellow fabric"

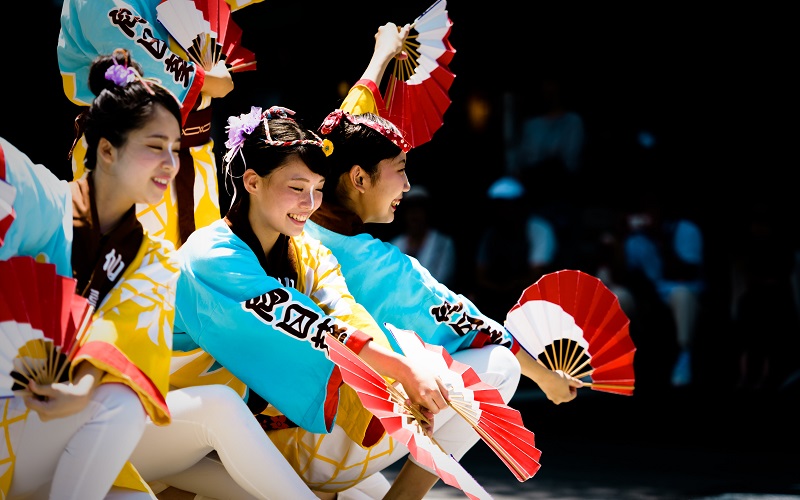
[71,136,220,250]
[340,83,381,116]
[267,424,398,493]
[71,234,179,426]
[0,235,177,497]
[225,0,265,11]
[0,400,28,496]
[170,348,248,397]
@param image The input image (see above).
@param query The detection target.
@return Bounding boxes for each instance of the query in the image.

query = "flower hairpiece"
[319,109,411,153]
[223,106,263,165]
[105,63,136,87]
[104,59,155,95]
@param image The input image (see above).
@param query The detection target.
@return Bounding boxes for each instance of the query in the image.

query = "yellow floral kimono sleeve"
[70,235,179,426]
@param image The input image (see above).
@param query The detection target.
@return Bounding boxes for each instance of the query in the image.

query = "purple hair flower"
[105,61,137,87]
[222,106,263,166]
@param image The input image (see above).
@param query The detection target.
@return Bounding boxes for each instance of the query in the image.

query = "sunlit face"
[249,156,325,242]
[109,105,181,207]
[360,152,410,224]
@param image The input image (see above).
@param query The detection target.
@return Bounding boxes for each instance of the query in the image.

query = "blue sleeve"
[0,138,72,277]
[175,226,343,434]
[305,221,516,354]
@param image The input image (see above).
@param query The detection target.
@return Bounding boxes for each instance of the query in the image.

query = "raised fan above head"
[324,332,491,500]
[505,269,636,396]
[0,256,93,398]
[382,0,455,149]
[157,0,257,72]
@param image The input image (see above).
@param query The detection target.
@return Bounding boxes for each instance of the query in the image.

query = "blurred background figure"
[623,193,706,388]
[390,185,457,287]
[505,75,586,196]
[728,200,800,392]
[472,176,559,321]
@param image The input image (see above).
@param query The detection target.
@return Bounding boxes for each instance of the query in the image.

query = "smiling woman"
[154,104,450,499]
[0,47,181,499]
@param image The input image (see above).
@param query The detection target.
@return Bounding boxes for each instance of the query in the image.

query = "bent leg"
[11,383,146,500]
[130,385,317,500]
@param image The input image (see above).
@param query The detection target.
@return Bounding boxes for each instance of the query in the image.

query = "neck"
[91,170,132,234]
[247,202,280,256]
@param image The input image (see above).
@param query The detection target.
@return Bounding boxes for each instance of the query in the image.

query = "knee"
[92,383,147,434]
[481,346,522,403]
[176,384,250,423]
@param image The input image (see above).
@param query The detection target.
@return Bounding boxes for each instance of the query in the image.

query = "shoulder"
[178,220,255,274]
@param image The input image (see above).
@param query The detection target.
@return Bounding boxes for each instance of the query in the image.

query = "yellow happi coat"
[0,137,178,496]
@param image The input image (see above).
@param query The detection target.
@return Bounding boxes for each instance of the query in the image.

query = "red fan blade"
[507,270,636,396]
[324,333,492,499]
[157,0,256,72]
[386,323,542,481]
[381,0,454,148]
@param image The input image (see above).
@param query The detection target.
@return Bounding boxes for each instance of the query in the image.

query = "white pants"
[159,345,521,499]
[8,383,146,500]
[125,385,317,500]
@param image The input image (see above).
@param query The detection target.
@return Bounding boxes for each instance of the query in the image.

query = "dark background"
[0,0,800,386]
[5,3,799,497]
[4,0,797,390]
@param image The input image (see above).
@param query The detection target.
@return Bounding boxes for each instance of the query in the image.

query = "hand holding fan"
[385,323,542,482]
[505,269,636,395]
[157,0,257,72]
[382,0,455,148]
[324,333,491,500]
[1,256,94,398]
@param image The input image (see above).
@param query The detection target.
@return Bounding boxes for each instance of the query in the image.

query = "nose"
[165,150,180,175]
[403,173,411,192]
[300,189,315,208]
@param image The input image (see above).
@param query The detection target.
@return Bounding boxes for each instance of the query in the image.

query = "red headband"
[319,109,411,153]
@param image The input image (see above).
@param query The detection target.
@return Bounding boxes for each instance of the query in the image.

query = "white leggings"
[125,384,317,500]
[160,345,521,499]
[8,383,146,500]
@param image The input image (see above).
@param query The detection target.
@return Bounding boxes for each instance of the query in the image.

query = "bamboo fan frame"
[11,304,94,390]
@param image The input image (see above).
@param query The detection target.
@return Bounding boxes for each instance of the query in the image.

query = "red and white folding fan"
[0,256,93,398]
[505,269,636,396]
[382,0,455,148]
[157,0,257,73]
[324,333,491,500]
[385,323,542,482]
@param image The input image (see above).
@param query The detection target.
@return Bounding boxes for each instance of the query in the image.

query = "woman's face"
[250,156,325,240]
[360,152,410,224]
[110,105,181,207]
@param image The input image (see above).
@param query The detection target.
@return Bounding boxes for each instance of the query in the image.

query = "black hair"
[225,116,329,218]
[318,112,403,199]
[80,48,182,170]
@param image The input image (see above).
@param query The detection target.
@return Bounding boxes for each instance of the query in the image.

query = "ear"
[349,165,366,194]
[242,169,261,195]
[97,137,115,167]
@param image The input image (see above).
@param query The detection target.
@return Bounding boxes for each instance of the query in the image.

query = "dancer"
[58,0,261,247]
[159,105,448,499]
[300,25,584,499]
[157,22,579,500]
[0,49,179,499]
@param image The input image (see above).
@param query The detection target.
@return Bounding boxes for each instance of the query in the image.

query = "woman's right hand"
[23,362,104,421]
[374,22,411,62]
[201,60,234,99]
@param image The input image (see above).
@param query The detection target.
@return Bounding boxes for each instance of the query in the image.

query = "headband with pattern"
[319,109,411,153]
[222,106,331,208]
